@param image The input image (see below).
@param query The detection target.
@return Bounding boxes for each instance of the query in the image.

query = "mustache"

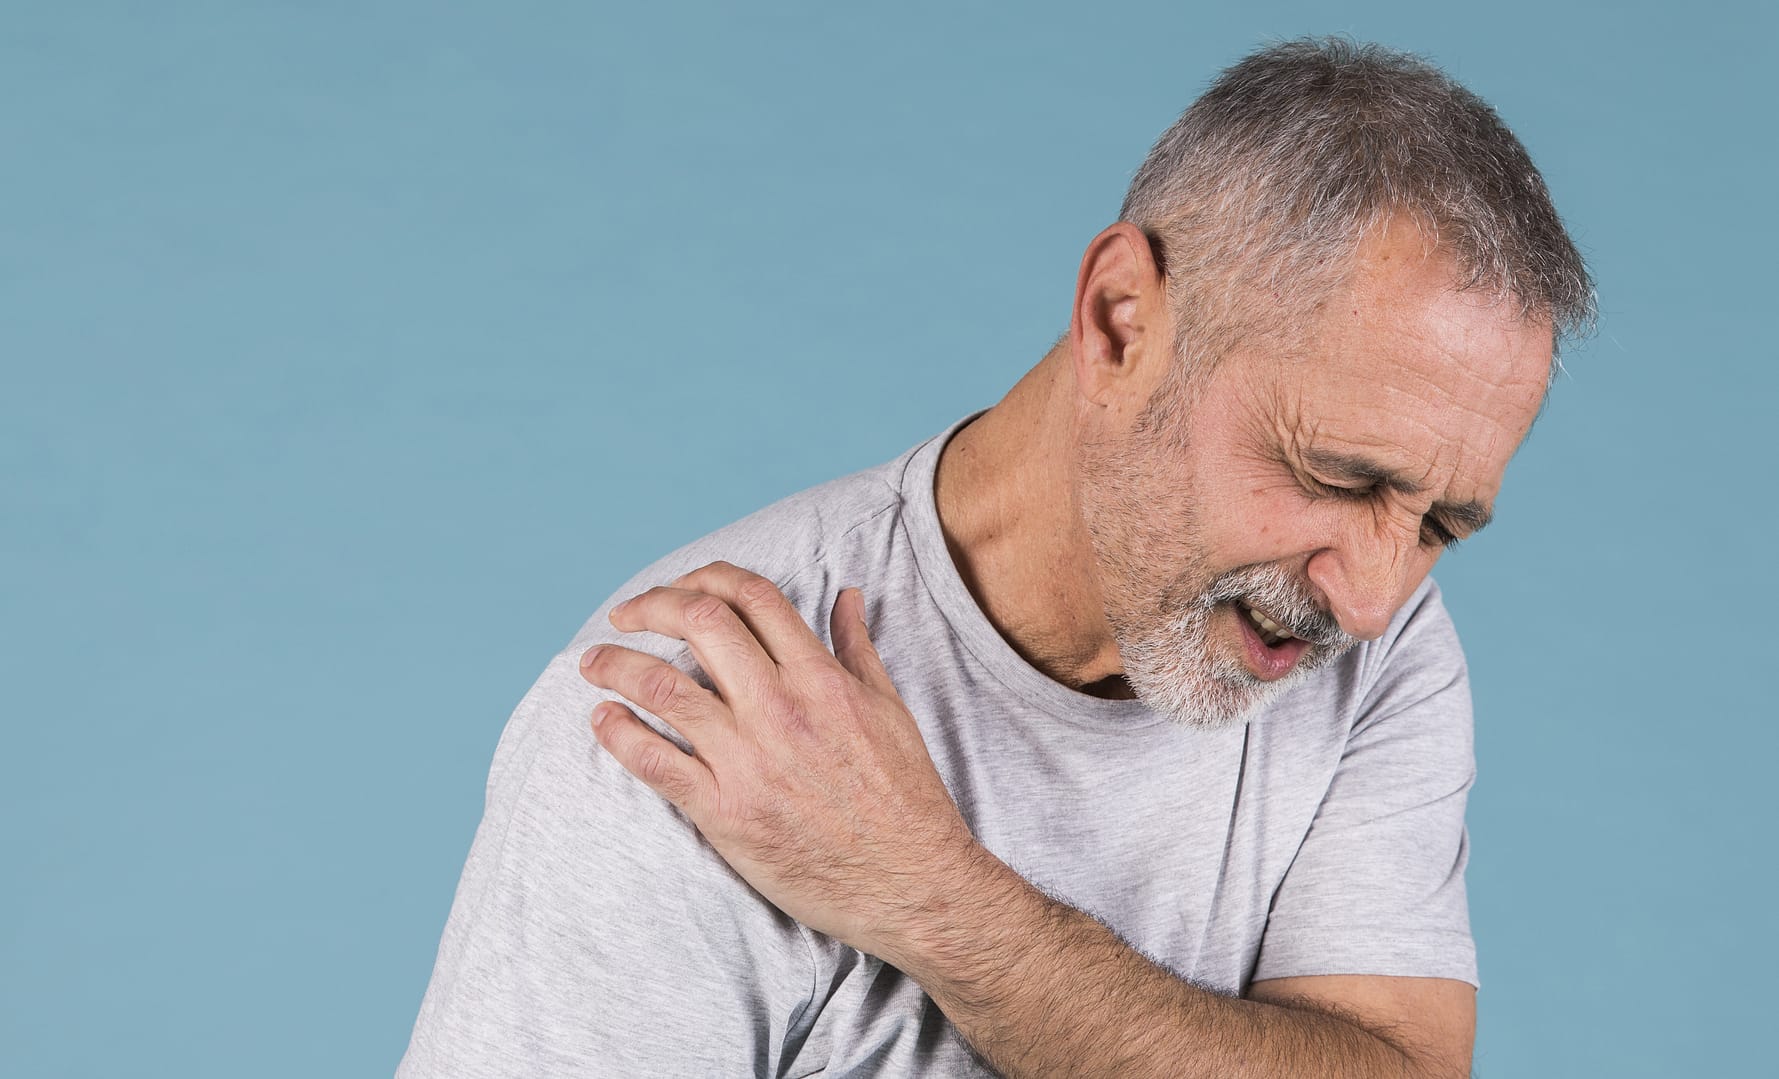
[1198,564,1353,649]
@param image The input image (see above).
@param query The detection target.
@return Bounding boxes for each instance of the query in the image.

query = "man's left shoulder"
[1351,576,1468,698]
[1266,576,1470,748]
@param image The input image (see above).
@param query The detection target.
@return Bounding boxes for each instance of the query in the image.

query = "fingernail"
[581,645,604,668]
[590,703,608,728]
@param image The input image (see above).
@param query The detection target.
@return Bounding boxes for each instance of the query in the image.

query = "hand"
[579,560,988,957]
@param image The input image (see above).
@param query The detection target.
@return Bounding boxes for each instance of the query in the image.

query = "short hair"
[1119,37,1596,386]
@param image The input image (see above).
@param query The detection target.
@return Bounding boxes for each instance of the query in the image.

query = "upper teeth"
[1245,604,1294,644]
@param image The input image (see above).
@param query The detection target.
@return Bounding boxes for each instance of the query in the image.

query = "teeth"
[1244,604,1295,645]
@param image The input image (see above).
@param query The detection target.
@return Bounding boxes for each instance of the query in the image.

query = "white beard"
[1115,561,1356,730]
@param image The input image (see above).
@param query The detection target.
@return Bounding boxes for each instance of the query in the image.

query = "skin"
[578,217,1552,1077]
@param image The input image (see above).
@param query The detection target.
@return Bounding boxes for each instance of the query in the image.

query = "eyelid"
[1421,517,1462,549]
[1307,475,1375,500]
[1309,472,1463,549]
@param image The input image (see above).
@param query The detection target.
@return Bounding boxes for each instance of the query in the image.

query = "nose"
[1304,515,1433,641]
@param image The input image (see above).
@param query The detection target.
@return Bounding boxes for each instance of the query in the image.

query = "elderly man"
[400,38,1592,1078]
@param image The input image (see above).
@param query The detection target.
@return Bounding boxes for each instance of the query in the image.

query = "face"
[1077,227,1552,729]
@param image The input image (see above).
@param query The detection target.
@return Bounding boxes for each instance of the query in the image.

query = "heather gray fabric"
[398,411,1478,1078]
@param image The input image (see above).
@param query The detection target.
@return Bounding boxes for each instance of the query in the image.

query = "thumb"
[830,587,895,694]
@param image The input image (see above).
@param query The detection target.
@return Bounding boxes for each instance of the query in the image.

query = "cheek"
[1192,473,1327,566]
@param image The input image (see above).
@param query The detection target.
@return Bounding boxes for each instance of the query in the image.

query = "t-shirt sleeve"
[396,611,820,1077]
[1250,583,1480,990]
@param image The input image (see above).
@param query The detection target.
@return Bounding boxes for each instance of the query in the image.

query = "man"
[400,38,1592,1078]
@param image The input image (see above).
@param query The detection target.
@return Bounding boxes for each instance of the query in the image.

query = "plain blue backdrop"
[4,2,1774,1075]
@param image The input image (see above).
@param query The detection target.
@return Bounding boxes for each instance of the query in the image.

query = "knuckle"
[736,574,783,611]
[638,664,684,713]
[633,744,684,793]
[682,593,733,630]
[802,665,857,707]
[762,687,811,732]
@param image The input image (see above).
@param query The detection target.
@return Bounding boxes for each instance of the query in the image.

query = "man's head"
[1067,38,1594,729]
[1121,37,1595,385]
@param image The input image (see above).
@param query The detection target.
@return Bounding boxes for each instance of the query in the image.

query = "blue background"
[4,2,1774,1075]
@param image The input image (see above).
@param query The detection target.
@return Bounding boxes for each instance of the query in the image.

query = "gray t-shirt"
[398,411,1478,1077]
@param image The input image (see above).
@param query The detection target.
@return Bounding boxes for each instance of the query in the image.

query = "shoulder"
[402,445,948,1074]
[1266,576,1469,746]
[1346,576,1471,728]
[504,440,928,774]
[569,453,910,650]
[1361,576,1465,673]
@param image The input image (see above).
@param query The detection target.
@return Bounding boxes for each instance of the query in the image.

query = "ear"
[1068,222,1173,410]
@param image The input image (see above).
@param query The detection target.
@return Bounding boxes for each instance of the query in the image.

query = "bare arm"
[876,843,1471,1078]
[580,563,1472,1078]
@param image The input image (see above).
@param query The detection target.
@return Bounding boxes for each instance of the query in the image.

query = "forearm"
[882,851,1423,1079]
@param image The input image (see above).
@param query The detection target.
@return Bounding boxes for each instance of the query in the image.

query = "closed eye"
[1304,475,1462,550]
[1303,475,1376,501]
[1419,518,1461,550]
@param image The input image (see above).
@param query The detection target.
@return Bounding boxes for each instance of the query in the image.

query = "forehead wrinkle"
[1391,367,1534,497]
[1366,340,1524,429]
[1340,277,1546,400]
[1271,330,1526,520]
[1314,336,1532,484]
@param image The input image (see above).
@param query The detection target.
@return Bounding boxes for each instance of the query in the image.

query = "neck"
[933,346,1133,697]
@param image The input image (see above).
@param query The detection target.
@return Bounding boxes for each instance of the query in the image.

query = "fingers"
[829,586,895,695]
[608,583,778,706]
[668,561,830,667]
[580,643,730,741]
[591,700,713,816]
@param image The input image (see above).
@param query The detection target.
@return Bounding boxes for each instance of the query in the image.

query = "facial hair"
[1114,561,1357,731]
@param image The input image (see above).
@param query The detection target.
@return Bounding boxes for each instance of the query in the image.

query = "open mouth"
[1238,600,1297,648]
[1233,600,1313,681]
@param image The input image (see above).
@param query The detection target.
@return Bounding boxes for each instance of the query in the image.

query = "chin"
[1117,612,1331,731]
[1133,666,1297,731]
[1108,556,1363,729]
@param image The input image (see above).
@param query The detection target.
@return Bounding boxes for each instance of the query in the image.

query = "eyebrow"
[1300,447,1495,535]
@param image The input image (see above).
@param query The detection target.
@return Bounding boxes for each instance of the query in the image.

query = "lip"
[1233,603,1312,681]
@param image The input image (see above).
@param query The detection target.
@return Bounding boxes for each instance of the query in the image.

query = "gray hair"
[1119,37,1596,386]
